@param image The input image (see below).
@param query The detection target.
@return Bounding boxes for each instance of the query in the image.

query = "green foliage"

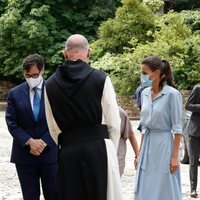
[0,2,59,81]
[91,0,156,58]
[44,0,121,40]
[142,0,164,12]
[171,0,200,11]
[181,10,200,32]
[92,9,200,94]
[0,0,6,14]
[0,0,120,81]
[0,0,199,93]
[93,53,138,94]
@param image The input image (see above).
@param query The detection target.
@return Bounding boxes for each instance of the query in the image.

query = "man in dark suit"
[185,85,200,198]
[6,54,57,200]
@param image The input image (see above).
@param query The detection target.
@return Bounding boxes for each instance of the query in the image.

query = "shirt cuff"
[25,138,32,145]
[172,124,182,135]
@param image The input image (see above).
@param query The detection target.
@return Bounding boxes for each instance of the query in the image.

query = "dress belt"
[134,128,171,193]
[141,128,171,170]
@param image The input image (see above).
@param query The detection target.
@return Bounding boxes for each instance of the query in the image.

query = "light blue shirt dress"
[134,84,182,200]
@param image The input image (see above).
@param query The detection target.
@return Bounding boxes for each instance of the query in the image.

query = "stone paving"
[0,111,199,199]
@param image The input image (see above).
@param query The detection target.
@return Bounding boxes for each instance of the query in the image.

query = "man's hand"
[28,138,46,156]
[30,149,40,156]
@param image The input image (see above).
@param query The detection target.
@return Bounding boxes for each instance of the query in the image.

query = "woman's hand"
[134,156,139,170]
[170,156,179,173]
[170,134,182,173]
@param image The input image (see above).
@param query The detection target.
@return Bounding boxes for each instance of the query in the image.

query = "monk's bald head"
[65,34,89,50]
[63,34,91,63]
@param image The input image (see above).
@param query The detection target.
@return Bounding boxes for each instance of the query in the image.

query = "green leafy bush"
[91,0,156,58]
[92,7,200,94]
[0,0,120,82]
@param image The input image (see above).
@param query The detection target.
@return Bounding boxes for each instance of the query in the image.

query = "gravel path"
[0,111,199,199]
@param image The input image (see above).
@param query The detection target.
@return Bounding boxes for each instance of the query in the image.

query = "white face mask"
[25,75,43,89]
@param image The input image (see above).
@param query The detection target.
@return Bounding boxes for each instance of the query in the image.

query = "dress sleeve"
[170,90,183,134]
[101,76,121,150]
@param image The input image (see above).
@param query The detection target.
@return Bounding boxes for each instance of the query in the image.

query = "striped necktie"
[33,87,40,121]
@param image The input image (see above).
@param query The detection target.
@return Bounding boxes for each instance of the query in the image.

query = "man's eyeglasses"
[24,73,40,78]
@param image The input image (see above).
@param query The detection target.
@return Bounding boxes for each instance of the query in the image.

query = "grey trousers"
[189,135,200,191]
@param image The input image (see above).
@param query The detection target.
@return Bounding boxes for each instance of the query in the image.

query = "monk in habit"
[45,34,123,200]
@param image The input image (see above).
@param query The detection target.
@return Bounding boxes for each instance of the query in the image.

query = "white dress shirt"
[26,79,46,146]
[29,80,43,111]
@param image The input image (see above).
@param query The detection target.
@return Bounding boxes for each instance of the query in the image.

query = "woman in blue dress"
[134,56,182,200]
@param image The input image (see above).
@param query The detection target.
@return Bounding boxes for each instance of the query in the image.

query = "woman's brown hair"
[141,56,175,89]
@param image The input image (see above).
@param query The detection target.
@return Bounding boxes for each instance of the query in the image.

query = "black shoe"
[190,190,198,198]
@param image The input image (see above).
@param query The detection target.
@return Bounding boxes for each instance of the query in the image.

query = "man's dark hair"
[22,54,44,72]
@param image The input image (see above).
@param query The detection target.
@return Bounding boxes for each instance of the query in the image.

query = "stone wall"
[182,90,192,104]
[0,81,15,102]
[117,96,139,119]
[0,80,16,111]
[0,81,15,101]
[0,80,192,115]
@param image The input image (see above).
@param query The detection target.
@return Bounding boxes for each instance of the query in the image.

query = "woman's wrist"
[135,153,139,159]
[171,155,179,159]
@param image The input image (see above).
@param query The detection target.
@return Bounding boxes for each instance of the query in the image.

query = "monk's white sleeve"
[44,88,61,144]
[101,76,121,150]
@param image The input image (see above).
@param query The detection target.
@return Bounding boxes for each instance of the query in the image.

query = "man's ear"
[62,49,68,59]
[40,68,45,75]
[87,48,92,58]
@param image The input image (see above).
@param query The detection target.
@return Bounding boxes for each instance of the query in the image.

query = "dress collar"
[143,84,169,97]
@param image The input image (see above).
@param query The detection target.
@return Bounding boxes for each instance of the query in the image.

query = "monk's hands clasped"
[28,138,47,156]
[170,156,179,174]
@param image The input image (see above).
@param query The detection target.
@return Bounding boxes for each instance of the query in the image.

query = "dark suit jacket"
[6,82,57,164]
[185,85,200,137]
